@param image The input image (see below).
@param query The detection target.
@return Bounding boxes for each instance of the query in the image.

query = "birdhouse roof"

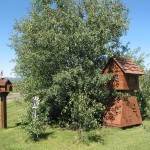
[104,57,144,75]
[0,78,12,86]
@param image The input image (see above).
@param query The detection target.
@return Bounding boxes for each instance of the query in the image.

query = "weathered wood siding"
[104,61,139,90]
[103,97,142,127]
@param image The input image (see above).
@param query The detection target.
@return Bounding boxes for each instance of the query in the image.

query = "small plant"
[25,119,45,140]
[21,97,47,141]
[142,121,150,132]
[87,130,104,143]
[76,128,89,145]
[76,128,105,145]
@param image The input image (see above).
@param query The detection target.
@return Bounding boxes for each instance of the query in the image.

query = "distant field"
[7,93,23,101]
[0,100,150,150]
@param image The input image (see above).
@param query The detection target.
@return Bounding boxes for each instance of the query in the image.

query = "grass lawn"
[0,99,150,150]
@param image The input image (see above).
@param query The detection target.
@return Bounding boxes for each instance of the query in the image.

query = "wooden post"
[0,93,8,128]
[0,78,12,129]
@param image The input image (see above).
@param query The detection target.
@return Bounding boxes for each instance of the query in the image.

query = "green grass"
[1,100,150,150]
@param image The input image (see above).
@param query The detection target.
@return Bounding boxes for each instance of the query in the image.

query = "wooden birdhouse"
[103,57,144,128]
[0,78,13,128]
[0,78,12,92]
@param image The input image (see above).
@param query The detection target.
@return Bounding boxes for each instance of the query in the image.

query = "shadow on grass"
[122,124,141,130]
[88,134,104,143]
[6,122,22,129]
[8,122,56,141]
[38,131,55,140]
[15,122,22,127]
[76,129,105,145]
[29,131,55,142]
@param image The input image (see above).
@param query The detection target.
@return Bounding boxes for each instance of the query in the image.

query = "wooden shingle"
[113,57,144,75]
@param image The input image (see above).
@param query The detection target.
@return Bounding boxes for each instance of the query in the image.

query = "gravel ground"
[7,93,23,100]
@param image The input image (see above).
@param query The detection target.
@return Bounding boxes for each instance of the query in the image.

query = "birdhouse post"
[0,78,12,128]
[103,57,144,128]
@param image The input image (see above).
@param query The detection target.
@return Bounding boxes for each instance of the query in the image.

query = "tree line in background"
[10,0,150,140]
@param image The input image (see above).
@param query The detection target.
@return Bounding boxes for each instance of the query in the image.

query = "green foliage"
[142,120,150,132]
[70,93,102,131]
[10,0,130,138]
[76,129,104,145]
[125,47,147,67]
[21,104,47,140]
[136,70,150,119]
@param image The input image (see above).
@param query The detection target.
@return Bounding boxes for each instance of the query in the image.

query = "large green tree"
[10,0,129,137]
[136,70,150,119]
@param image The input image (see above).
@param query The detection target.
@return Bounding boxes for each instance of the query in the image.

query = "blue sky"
[0,0,31,77]
[122,0,150,66]
[1,0,150,77]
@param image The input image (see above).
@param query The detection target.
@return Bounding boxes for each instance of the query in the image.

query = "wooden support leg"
[1,94,7,128]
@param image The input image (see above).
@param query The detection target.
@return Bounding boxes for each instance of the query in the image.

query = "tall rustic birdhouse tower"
[103,57,144,128]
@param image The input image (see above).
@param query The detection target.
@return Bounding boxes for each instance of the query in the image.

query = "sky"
[0,0,150,77]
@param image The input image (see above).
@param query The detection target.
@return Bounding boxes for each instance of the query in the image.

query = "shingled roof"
[113,57,144,75]
[0,78,10,86]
